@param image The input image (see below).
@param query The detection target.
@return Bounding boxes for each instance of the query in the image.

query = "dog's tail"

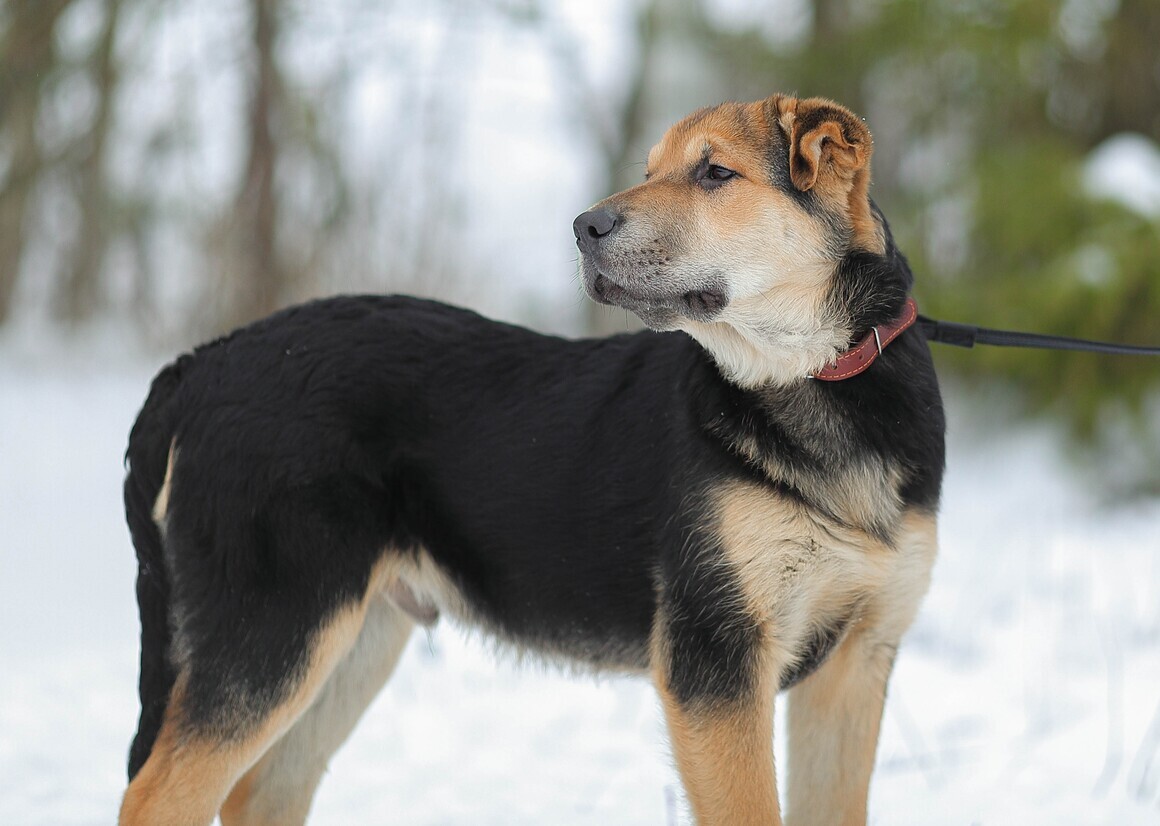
[123,355,189,780]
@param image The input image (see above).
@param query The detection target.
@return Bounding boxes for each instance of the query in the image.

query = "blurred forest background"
[2,0,1159,491]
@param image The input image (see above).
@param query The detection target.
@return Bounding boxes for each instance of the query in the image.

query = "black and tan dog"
[120,93,944,825]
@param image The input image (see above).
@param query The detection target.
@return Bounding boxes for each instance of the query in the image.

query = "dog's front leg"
[657,686,781,826]
[783,619,894,826]
[652,608,782,825]
[784,514,938,826]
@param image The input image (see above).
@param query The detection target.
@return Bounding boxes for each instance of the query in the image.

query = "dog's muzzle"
[573,208,728,327]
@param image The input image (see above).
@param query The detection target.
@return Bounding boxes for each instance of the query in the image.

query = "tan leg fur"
[655,673,782,826]
[220,595,414,826]
[120,595,376,826]
[784,512,938,826]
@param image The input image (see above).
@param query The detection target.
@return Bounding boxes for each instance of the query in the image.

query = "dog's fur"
[120,93,944,825]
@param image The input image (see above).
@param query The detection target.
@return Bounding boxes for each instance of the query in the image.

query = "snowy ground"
[1,341,1158,825]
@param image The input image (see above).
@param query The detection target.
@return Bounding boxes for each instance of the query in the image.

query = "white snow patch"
[1,351,1158,824]
[1082,133,1160,218]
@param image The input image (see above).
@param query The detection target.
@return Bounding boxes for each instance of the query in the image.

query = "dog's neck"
[691,365,908,539]
[810,298,918,381]
[682,318,849,388]
[684,240,914,389]
[684,238,930,536]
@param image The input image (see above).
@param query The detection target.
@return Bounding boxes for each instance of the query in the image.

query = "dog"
[119,93,944,825]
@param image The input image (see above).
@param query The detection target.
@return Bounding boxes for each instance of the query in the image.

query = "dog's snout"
[573,207,620,253]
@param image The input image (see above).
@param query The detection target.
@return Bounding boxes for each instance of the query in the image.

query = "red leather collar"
[811,298,918,381]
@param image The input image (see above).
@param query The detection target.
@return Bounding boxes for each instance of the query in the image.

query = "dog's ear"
[772,96,871,192]
[769,95,883,252]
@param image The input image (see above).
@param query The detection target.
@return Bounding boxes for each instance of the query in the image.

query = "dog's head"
[575,94,907,387]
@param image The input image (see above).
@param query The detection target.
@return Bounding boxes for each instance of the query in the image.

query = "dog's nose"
[573,207,620,253]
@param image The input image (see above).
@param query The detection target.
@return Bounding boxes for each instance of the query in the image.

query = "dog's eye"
[700,164,738,188]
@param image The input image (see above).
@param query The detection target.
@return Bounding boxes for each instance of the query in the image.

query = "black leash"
[917,315,1160,357]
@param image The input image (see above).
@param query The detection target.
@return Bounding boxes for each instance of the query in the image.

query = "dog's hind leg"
[220,592,414,826]
[119,593,373,826]
[783,512,938,826]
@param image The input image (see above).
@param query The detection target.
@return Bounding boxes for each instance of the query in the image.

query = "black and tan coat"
[120,93,944,826]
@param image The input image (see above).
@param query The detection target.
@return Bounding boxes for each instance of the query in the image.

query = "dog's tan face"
[576,94,885,387]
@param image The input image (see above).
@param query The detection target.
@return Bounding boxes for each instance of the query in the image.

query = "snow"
[1,346,1158,825]
[1082,133,1160,219]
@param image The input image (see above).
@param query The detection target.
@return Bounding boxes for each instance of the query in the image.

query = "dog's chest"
[710,480,898,627]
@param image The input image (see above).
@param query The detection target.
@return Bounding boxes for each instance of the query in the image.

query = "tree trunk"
[583,1,660,337]
[56,0,122,323]
[1099,0,1160,141]
[221,0,283,330]
[0,0,72,323]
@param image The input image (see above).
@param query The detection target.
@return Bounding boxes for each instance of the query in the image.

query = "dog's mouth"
[588,272,728,326]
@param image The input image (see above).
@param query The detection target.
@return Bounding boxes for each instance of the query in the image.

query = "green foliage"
[925,140,1160,441]
[674,0,1160,492]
